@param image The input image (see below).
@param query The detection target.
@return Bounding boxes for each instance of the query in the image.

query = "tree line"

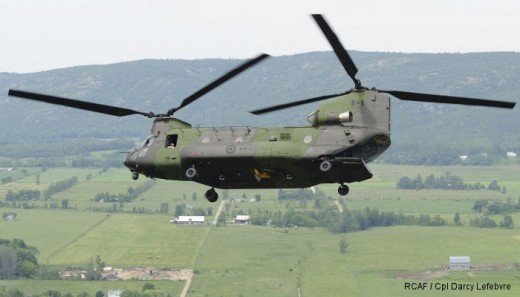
[232,189,516,232]
[174,203,213,217]
[396,172,505,193]
[44,176,78,199]
[469,215,514,229]
[93,181,156,203]
[0,239,39,280]
[4,190,41,202]
[472,198,520,214]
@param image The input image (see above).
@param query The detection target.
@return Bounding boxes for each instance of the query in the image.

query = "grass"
[0,279,185,297]
[188,226,520,297]
[2,164,520,296]
[0,209,107,262]
[46,213,210,268]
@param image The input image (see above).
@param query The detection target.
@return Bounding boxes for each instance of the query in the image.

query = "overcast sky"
[2,0,520,73]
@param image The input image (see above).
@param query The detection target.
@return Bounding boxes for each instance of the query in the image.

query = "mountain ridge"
[1,51,519,165]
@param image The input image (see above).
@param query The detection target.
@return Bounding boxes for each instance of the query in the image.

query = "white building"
[171,216,205,225]
[107,290,123,297]
[235,215,250,224]
[449,256,470,270]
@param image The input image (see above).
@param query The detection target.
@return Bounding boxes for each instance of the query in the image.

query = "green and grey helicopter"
[8,15,516,202]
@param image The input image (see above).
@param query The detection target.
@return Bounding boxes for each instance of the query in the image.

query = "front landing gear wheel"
[338,184,349,196]
[205,188,219,203]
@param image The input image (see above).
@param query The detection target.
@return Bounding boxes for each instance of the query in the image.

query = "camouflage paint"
[124,89,391,190]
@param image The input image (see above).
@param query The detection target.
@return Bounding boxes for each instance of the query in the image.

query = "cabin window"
[166,134,178,148]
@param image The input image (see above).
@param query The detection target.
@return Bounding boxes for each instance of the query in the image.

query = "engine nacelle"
[307,110,353,127]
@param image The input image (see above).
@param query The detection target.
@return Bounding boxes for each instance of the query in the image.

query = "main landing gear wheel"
[338,184,349,196]
[205,188,219,203]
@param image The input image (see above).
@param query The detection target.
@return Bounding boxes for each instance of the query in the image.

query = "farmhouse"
[171,216,205,225]
[449,256,470,270]
[235,215,250,224]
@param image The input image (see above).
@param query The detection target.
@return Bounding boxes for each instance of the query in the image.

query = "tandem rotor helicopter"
[8,15,516,202]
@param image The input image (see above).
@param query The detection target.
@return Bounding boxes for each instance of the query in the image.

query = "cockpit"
[141,135,154,148]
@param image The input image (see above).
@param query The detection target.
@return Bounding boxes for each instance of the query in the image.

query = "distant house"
[507,151,517,158]
[449,256,470,270]
[235,215,250,224]
[171,216,205,225]
[107,290,123,297]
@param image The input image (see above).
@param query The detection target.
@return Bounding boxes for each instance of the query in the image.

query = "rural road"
[335,200,343,213]
[179,271,193,297]
[180,200,225,296]
[213,199,225,225]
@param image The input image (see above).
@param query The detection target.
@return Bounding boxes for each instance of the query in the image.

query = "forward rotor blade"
[379,89,516,109]
[312,14,360,87]
[8,89,155,117]
[168,53,270,115]
[250,91,349,115]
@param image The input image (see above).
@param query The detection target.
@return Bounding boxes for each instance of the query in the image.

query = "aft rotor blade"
[379,89,516,109]
[312,14,360,88]
[250,91,349,115]
[8,89,155,117]
[168,53,270,115]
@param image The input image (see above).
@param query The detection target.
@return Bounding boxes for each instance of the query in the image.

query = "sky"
[1,0,520,73]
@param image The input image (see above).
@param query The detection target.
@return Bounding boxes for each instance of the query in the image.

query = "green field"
[0,280,185,297]
[188,226,520,297]
[1,164,520,296]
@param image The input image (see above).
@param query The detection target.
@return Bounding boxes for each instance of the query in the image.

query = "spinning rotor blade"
[312,14,361,88]
[379,89,516,109]
[8,89,155,117]
[167,53,269,115]
[250,91,350,115]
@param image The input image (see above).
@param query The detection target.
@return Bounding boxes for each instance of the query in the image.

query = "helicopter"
[8,14,516,203]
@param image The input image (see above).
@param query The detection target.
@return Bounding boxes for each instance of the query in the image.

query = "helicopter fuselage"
[124,90,391,192]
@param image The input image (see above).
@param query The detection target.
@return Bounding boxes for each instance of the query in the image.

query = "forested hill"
[1,51,520,165]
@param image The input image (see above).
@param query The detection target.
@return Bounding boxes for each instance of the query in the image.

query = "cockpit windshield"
[141,135,154,148]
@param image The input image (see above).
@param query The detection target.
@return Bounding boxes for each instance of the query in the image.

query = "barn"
[449,256,470,270]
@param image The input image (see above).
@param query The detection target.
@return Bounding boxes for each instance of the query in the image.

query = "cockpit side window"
[141,135,154,148]
[166,134,178,148]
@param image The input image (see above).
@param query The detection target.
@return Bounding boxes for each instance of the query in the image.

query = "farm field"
[1,164,520,296]
[0,280,185,297]
[191,226,520,297]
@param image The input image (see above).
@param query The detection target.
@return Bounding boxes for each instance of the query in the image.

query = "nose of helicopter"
[123,151,136,168]
[123,151,140,180]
